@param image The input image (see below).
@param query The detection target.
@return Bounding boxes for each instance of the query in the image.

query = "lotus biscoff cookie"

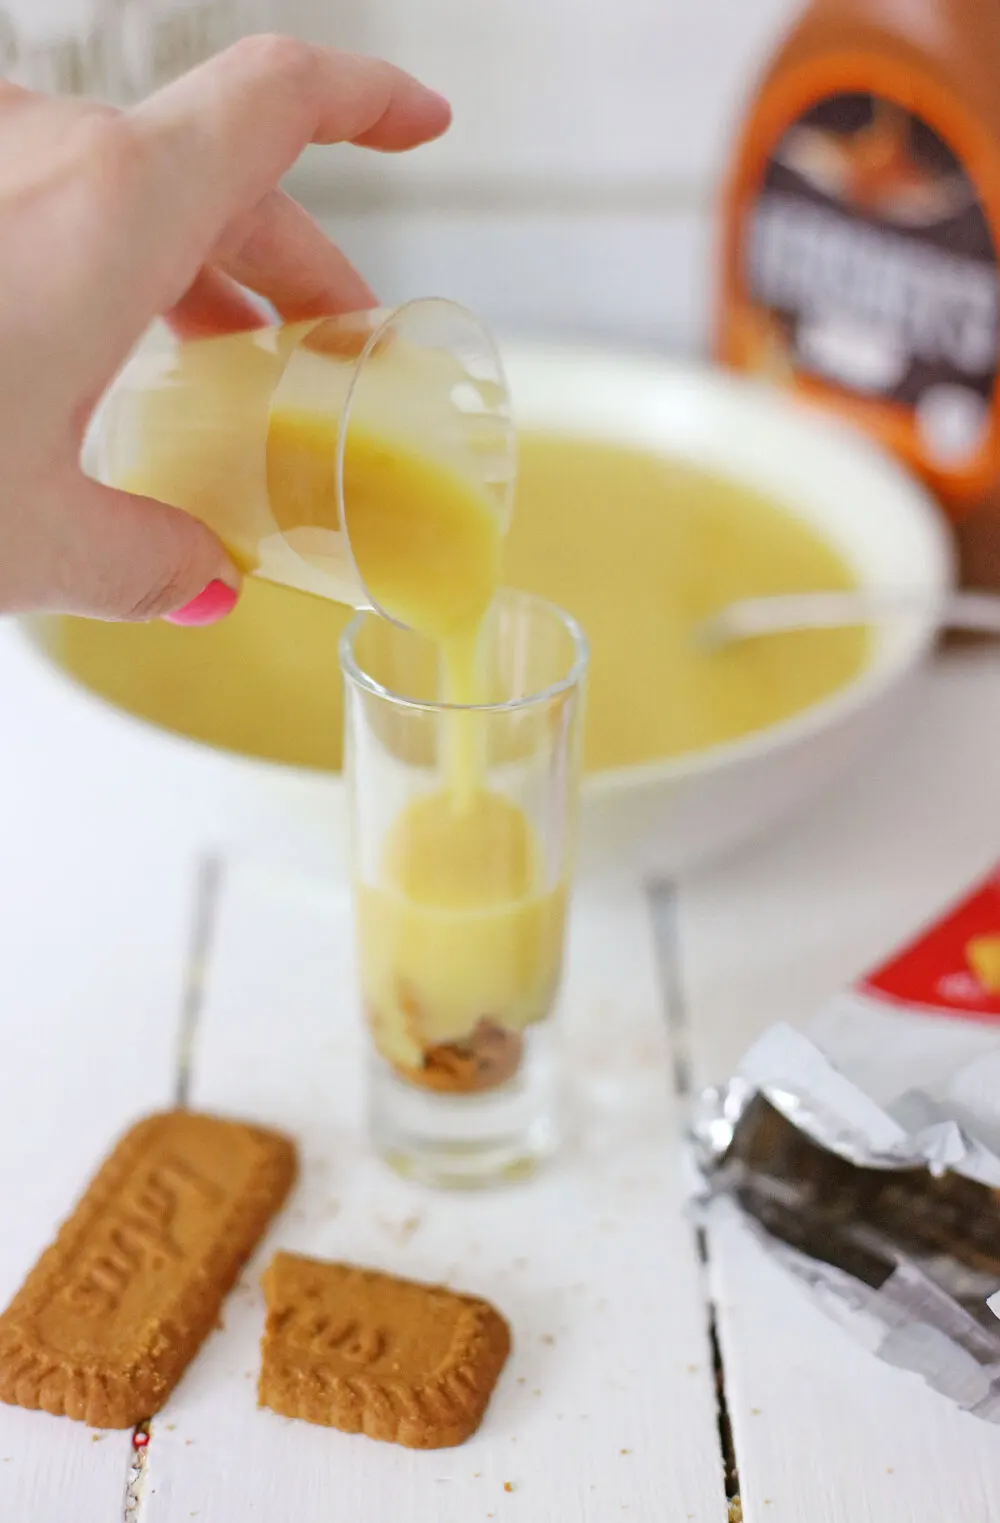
[258,1252,510,1448]
[0,1109,297,1428]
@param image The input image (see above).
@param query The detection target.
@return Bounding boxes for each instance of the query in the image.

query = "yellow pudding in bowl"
[39,431,868,776]
[26,344,949,876]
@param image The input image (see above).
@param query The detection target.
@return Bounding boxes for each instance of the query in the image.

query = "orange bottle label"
[719,54,1000,518]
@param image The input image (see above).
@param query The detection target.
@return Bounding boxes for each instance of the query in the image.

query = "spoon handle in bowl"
[942,591,1000,635]
[699,589,1000,649]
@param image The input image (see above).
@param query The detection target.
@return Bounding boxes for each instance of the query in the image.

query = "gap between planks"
[124,860,736,1521]
[173,857,224,1111]
[127,855,224,1522]
[650,882,743,1517]
[139,862,729,1521]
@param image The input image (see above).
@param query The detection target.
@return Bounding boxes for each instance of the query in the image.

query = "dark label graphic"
[742,93,998,481]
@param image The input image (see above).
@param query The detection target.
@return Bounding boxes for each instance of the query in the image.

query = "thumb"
[18,473,242,622]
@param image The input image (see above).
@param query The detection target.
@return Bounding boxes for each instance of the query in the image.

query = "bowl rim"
[33,340,953,793]
[502,342,953,795]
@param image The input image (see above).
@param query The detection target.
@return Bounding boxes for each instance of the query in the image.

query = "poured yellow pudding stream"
[357,791,566,1070]
[106,362,553,1075]
[52,430,867,1081]
[267,408,496,798]
[266,406,559,1071]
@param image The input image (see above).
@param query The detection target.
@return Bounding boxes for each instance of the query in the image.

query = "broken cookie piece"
[258,1252,510,1448]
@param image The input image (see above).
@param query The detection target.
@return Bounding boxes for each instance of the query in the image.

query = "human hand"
[0,37,450,622]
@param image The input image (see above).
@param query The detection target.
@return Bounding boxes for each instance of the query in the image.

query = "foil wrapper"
[694,1000,1000,1422]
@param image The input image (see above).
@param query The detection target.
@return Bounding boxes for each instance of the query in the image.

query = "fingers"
[212,189,376,320]
[2,472,241,621]
[125,39,449,313]
[166,265,270,339]
[143,37,451,163]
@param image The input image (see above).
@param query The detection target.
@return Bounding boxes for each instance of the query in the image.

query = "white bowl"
[20,345,953,878]
[507,348,952,874]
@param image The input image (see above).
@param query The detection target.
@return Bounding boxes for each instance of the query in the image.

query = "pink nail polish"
[164,579,239,627]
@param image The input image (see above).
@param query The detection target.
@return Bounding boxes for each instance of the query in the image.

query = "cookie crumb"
[91,1434,104,1442]
[620,1448,631,1456]
[504,1481,514,1493]
[540,1334,555,1346]
[377,1213,423,1246]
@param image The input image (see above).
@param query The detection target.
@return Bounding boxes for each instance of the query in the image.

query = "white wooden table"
[3,622,1000,1523]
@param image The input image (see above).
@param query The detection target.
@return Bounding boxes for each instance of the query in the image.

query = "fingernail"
[163,579,239,627]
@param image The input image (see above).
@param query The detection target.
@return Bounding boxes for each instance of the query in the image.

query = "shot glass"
[341,591,589,1188]
[92,299,515,612]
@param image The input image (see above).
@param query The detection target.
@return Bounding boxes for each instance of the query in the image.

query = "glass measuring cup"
[92,299,516,615]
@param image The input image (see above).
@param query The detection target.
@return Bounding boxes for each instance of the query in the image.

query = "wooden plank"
[676,648,1000,1083]
[1,620,345,878]
[0,633,197,1521]
[144,863,728,1523]
[707,1208,1000,1523]
[674,647,1000,1523]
